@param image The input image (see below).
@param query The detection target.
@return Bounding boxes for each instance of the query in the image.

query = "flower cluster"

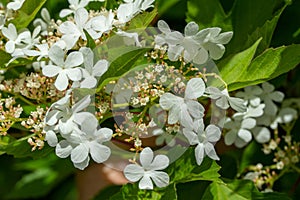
[224,82,298,148]
[0,96,23,135]
[155,20,233,64]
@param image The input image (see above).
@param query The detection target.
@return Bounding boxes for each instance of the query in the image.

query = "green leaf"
[228,44,300,91]
[202,179,291,200]
[97,47,149,91]
[0,50,12,68]
[186,0,232,31]
[10,0,47,29]
[84,29,97,49]
[243,5,287,55]
[3,135,53,158]
[227,0,286,53]
[219,38,262,89]
[161,184,177,200]
[167,148,221,183]
[127,8,158,30]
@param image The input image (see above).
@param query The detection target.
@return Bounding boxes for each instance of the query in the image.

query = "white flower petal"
[48,45,65,66]
[183,128,199,145]
[45,130,58,147]
[93,59,109,77]
[204,142,219,160]
[5,41,15,53]
[193,48,209,64]
[42,65,61,77]
[80,76,97,88]
[150,171,169,188]
[71,143,89,163]
[74,156,90,170]
[224,130,236,146]
[195,143,205,165]
[185,78,205,99]
[124,164,144,182]
[228,97,246,112]
[55,71,69,91]
[252,127,270,143]
[148,155,169,170]
[140,147,154,168]
[89,141,111,163]
[59,9,73,18]
[157,20,171,34]
[205,125,221,143]
[159,93,178,110]
[66,68,82,81]
[184,21,199,36]
[238,129,252,143]
[94,128,113,143]
[65,51,84,68]
[56,140,73,158]
[241,118,256,129]
[72,95,91,113]
[139,174,153,190]
[186,100,205,119]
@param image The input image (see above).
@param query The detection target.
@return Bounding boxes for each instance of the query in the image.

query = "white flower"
[76,47,109,88]
[235,85,263,107]
[224,115,256,148]
[252,127,271,144]
[1,23,22,53]
[124,147,170,189]
[55,115,113,170]
[23,43,50,61]
[183,120,221,165]
[270,107,298,129]
[155,20,232,64]
[258,82,284,116]
[205,86,246,112]
[89,10,114,37]
[42,45,83,91]
[194,27,233,60]
[33,8,53,36]
[159,78,205,129]
[59,8,90,49]
[18,26,41,50]
[117,0,140,24]
[7,0,25,10]
[59,0,90,18]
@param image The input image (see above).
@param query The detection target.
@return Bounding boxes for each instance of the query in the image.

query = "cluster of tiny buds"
[0,96,23,135]
[243,163,277,192]
[0,73,64,103]
[21,106,46,133]
[27,133,45,151]
[263,134,299,168]
[94,92,111,119]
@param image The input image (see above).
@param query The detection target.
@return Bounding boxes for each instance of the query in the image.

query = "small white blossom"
[124,147,170,190]
[59,8,92,49]
[160,78,205,129]
[224,115,256,148]
[194,27,233,60]
[183,120,221,165]
[155,20,232,64]
[7,0,25,10]
[89,10,114,37]
[270,107,298,129]
[235,85,263,107]
[205,86,246,112]
[59,0,90,18]
[42,45,83,91]
[258,82,284,116]
[116,0,154,24]
[75,47,109,88]
[55,115,113,170]
[33,8,54,36]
